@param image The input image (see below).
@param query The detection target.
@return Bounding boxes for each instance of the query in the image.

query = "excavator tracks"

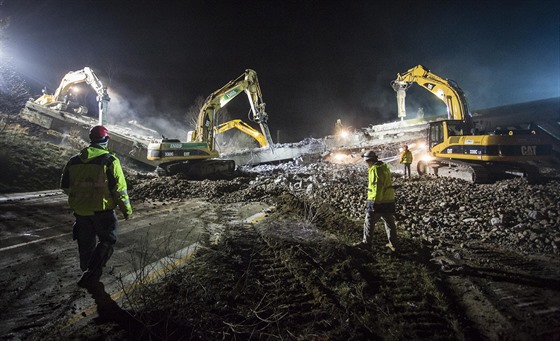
[417,159,542,184]
[157,159,236,179]
[418,159,489,183]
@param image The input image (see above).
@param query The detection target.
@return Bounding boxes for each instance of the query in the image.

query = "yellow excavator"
[147,69,273,178]
[33,66,110,125]
[215,119,268,148]
[392,65,552,183]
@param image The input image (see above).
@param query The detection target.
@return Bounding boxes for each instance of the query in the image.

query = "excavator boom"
[147,69,274,178]
[193,69,273,150]
[392,64,469,124]
[33,67,110,125]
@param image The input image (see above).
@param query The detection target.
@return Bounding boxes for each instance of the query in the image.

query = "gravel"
[130,160,560,256]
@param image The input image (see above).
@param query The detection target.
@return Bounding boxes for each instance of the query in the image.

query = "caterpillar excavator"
[32,66,110,125]
[392,65,552,183]
[215,119,268,148]
[147,69,274,178]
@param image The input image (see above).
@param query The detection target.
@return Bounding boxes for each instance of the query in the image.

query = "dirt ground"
[1,116,560,340]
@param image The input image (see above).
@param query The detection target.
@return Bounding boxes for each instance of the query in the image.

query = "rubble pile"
[130,162,560,255]
[301,165,560,255]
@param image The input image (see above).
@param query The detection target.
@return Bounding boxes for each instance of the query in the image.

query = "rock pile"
[129,162,560,256]
[284,164,560,256]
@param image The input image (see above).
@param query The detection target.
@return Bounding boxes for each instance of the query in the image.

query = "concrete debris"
[130,157,560,258]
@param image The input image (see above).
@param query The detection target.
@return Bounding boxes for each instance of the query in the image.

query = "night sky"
[1,0,559,142]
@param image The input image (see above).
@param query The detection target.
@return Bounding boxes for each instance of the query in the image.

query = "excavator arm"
[148,69,274,178]
[193,69,273,150]
[215,119,268,148]
[35,67,110,125]
[391,65,470,124]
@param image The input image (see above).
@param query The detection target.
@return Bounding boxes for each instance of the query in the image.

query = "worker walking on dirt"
[358,151,397,252]
[400,144,413,179]
[60,125,132,287]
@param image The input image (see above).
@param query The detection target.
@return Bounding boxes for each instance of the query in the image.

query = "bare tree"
[185,96,205,131]
[184,96,231,138]
[102,58,119,86]
[0,63,30,114]
[218,108,231,126]
[0,15,31,133]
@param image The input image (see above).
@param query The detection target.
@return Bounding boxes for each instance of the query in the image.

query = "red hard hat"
[89,125,110,142]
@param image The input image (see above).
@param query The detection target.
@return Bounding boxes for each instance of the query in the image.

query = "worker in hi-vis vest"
[61,125,132,288]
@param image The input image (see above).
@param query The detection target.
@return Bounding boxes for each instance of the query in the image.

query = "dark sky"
[1,0,559,142]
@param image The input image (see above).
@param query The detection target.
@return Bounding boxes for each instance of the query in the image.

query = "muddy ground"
[1,116,560,340]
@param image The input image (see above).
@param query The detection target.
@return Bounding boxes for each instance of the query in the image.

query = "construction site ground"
[1,117,560,340]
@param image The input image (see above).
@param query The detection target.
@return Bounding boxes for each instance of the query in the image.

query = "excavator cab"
[428,121,445,151]
[428,120,471,155]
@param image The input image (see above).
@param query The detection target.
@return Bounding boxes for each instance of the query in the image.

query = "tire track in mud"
[452,243,560,340]
[219,217,348,339]
[254,220,464,339]
[266,193,467,339]
[366,250,461,340]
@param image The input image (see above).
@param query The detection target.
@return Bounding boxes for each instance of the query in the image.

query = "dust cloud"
[107,89,188,140]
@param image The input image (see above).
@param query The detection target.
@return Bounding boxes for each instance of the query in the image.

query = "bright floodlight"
[334,153,345,161]
[419,153,433,162]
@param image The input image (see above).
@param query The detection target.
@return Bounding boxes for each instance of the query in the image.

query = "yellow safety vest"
[400,150,413,164]
[61,146,132,216]
[367,162,395,204]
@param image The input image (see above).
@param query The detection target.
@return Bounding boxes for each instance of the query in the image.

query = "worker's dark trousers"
[403,163,412,178]
[73,211,118,273]
[363,209,397,248]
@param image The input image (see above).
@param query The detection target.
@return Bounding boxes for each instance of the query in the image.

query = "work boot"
[77,269,102,288]
[385,242,397,253]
